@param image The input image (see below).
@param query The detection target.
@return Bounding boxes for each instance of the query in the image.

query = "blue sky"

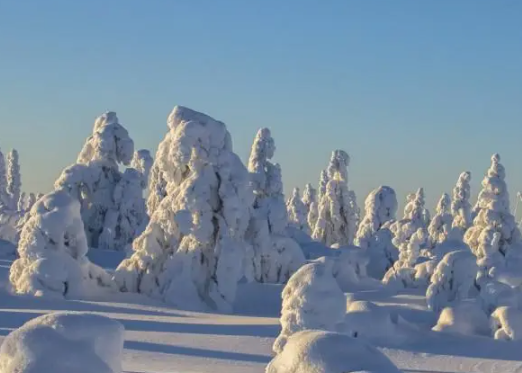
[1,1,521,215]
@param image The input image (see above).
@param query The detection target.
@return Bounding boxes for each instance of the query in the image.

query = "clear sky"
[1,1,521,216]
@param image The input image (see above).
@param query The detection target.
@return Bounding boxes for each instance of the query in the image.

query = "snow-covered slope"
[2,253,522,373]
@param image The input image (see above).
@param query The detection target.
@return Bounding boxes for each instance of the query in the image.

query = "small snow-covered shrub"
[267,330,403,373]
[0,312,124,373]
[426,250,478,312]
[355,186,398,279]
[331,245,370,290]
[490,306,522,341]
[9,190,115,298]
[344,301,398,341]
[273,259,346,354]
[479,280,519,314]
[432,301,490,336]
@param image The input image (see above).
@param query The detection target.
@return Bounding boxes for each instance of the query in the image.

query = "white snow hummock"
[9,190,116,298]
[432,301,490,336]
[355,185,398,279]
[344,301,399,342]
[246,128,305,284]
[273,258,346,354]
[115,106,252,312]
[426,250,478,312]
[55,112,139,251]
[312,150,359,247]
[267,330,403,373]
[490,306,522,341]
[0,312,124,373]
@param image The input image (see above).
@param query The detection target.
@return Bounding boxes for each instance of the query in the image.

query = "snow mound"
[0,312,124,373]
[432,301,490,336]
[267,330,403,373]
[479,280,519,314]
[490,306,522,341]
[332,245,370,290]
[344,301,399,342]
[273,258,346,354]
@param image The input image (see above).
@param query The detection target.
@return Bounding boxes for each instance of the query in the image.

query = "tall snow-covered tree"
[16,192,26,212]
[390,188,430,250]
[287,187,309,234]
[246,128,305,283]
[0,149,7,209]
[354,186,398,279]
[464,154,522,282]
[115,106,253,312]
[450,171,472,239]
[98,149,153,251]
[9,190,115,298]
[312,150,359,247]
[301,183,316,229]
[428,193,453,248]
[55,112,135,250]
[6,149,21,211]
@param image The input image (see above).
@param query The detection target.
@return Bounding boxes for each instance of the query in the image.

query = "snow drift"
[0,312,124,373]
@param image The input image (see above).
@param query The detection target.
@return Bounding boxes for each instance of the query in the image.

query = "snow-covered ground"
[2,249,522,373]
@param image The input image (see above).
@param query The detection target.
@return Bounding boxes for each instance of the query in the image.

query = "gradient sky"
[1,1,521,216]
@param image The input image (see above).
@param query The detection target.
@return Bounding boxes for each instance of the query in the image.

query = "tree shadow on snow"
[120,318,280,338]
[124,340,271,363]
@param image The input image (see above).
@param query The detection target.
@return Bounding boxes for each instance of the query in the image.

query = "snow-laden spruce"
[428,193,453,248]
[246,128,305,283]
[9,190,116,298]
[0,148,7,208]
[0,312,124,373]
[98,149,153,252]
[383,227,427,288]
[6,149,21,211]
[312,150,359,247]
[301,183,316,216]
[55,112,141,250]
[354,186,398,279]
[267,330,403,373]
[115,106,252,312]
[464,154,522,283]
[450,171,472,239]
[287,187,309,234]
[426,250,478,312]
[273,259,346,354]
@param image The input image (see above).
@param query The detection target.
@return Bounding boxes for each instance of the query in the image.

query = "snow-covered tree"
[464,154,522,282]
[0,149,7,209]
[98,150,152,251]
[26,193,37,211]
[383,227,427,288]
[426,250,478,312]
[428,193,453,248]
[55,112,135,249]
[246,128,305,284]
[9,190,116,298]
[312,150,359,247]
[6,149,21,211]
[450,171,472,239]
[273,259,346,354]
[16,192,26,213]
[301,183,316,213]
[355,186,398,279]
[115,106,253,312]
[287,187,309,233]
